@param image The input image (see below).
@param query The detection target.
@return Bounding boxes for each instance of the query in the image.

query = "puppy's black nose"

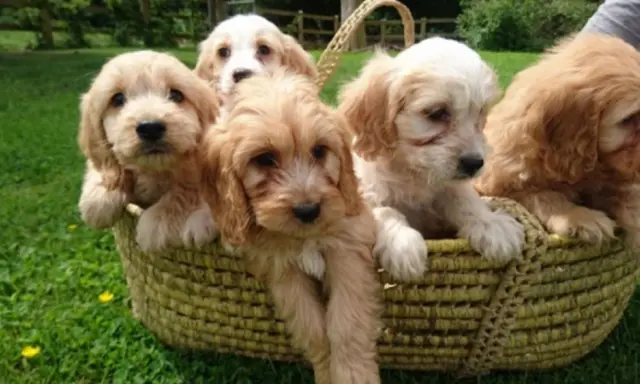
[136,120,166,142]
[232,69,253,83]
[458,155,484,177]
[293,203,321,223]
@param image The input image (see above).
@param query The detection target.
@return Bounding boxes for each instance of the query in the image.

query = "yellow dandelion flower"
[21,345,41,358]
[67,224,77,231]
[98,291,114,304]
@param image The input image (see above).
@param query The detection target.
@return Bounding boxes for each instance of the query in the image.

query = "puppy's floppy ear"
[337,50,398,161]
[521,85,599,184]
[200,129,253,246]
[77,90,122,190]
[190,78,220,127]
[282,34,318,80]
[194,41,217,83]
[335,113,364,216]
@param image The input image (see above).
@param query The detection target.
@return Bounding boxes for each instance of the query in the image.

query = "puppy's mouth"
[139,142,172,156]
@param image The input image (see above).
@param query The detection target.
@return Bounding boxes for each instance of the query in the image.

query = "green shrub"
[457,0,598,51]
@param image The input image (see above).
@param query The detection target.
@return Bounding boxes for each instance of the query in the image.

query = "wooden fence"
[0,1,458,49]
[258,7,457,48]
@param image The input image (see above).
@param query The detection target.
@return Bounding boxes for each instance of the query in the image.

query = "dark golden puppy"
[201,70,381,384]
[475,33,640,248]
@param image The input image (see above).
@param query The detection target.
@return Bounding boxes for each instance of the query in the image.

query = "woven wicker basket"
[112,0,640,376]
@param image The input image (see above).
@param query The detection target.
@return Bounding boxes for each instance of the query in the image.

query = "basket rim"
[122,202,594,250]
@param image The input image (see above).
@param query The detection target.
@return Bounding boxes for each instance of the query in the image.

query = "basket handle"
[314,0,416,90]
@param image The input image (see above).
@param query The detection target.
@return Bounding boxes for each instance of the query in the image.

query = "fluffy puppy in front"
[475,33,640,248]
[78,50,219,252]
[194,14,317,106]
[201,70,381,384]
[338,37,525,281]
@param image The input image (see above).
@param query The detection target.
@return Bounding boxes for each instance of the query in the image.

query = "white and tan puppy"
[195,14,317,107]
[338,37,525,281]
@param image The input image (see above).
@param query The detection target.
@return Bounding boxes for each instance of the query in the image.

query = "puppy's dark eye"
[257,44,271,56]
[111,92,126,107]
[622,114,637,126]
[311,144,327,160]
[218,47,230,58]
[169,89,184,103]
[427,108,451,122]
[253,152,277,167]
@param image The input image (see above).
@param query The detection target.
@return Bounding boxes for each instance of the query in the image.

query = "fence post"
[420,17,427,40]
[333,14,340,32]
[297,10,304,45]
[380,19,386,46]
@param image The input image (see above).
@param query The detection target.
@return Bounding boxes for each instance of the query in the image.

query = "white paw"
[79,189,127,229]
[181,204,218,249]
[297,241,325,280]
[461,210,525,262]
[375,225,428,282]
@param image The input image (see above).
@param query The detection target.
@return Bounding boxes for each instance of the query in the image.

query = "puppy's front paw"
[297,242,325,280]
[461,210,525,262]
[375,226,427,282]
[79,189,128,229]
[136,205,174,252]
[546,206,616,244]
[181,204,218,249]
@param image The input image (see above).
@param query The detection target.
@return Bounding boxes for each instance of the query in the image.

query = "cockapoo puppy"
[195,14,317,106]
[475,33,640,248]
[201,70,381,384]
[338,37,525,281]
[78,50,219,252]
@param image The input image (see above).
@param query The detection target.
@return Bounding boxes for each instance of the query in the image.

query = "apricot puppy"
[78,50,219,252]
[475,33,640,248]
[201,70,381,384]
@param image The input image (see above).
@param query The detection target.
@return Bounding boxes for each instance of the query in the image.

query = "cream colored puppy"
[78,50,219,252]
[338,37,525,281]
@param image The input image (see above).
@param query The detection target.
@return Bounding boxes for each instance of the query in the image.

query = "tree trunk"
[215,0,226,23]
[139,0,150,23]
[38,5,54,49]
[340,0,366,50]
[207,0,215,28]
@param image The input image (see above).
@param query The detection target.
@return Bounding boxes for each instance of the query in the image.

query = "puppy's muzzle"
[292,203,321,224]
[457,154,484,178]
[232,69,254,83]
[136,120,166,142]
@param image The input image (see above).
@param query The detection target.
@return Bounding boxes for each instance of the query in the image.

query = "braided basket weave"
[112,0,640,376]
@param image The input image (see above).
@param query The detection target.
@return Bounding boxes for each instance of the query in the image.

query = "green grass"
[0,43,639,384]
[0,30,114,51]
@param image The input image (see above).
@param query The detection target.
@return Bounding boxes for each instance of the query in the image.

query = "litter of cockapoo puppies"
[76,0,640,380]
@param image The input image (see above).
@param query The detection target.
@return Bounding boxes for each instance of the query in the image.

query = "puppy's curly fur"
[201,70,381,384]
[78,50,219,252]
[475,33,640,248]
[195,14,317,105]
[338,37,525,281]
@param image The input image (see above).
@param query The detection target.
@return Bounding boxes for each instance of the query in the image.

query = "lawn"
[0,42,639,384]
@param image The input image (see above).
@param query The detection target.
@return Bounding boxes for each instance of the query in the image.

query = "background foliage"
[0,0,602,52]
[457,0,598,52]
